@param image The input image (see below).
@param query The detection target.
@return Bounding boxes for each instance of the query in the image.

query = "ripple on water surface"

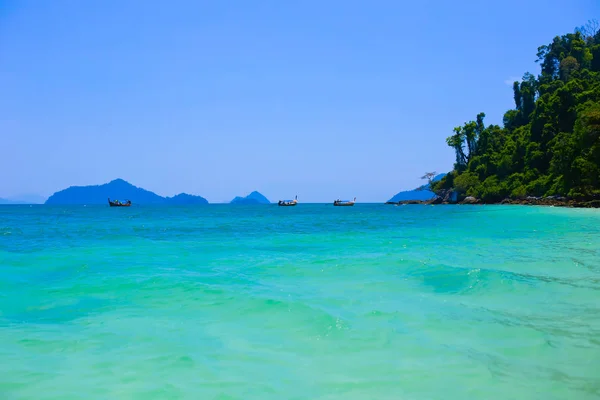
[0,204,599,399]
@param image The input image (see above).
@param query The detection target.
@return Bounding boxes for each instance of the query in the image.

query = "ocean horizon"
[2,202,424,206]
[1,204,599,399]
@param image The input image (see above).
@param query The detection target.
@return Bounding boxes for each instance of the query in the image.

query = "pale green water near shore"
[1,204,599,399]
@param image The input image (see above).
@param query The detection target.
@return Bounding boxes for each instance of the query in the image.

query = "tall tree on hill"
[446,127,467,171]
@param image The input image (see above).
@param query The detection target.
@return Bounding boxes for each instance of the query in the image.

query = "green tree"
[453,172,480,195]
[560,56,580,81]
[446,127,467,170]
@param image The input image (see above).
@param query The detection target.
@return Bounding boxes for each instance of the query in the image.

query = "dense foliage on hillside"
[433,21,600,202]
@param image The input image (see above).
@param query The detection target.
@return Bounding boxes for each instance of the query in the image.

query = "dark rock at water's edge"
[45,179,209,205]
[389,189,455,205]
[430,196,444,205]
[496,196,600,208]
[386,173,446,203]
[230,191,270,205]
[390,189,454,205]
[461,196,479,204]
[392,195,600,208]
[399,200,426,205]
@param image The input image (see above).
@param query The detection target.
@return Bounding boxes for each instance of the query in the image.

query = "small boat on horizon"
[108,198,131,207]
[333,197,356,206]
[278,196,298,206]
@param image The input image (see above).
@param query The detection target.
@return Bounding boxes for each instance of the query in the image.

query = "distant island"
[431,22,600,208]
[387,173,445,203]
[0,194,47,205]
[0,198,22,205]
[230,191,270,205]
[45,179,209,205]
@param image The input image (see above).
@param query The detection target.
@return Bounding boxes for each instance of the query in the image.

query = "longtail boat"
[333,197,356,206]
[278,196,298,207]
[108,198,131,207]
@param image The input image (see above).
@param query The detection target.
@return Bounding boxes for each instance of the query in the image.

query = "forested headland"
[432,21,600,206]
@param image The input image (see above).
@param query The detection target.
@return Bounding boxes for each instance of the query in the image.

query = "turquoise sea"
[1,204,599,399]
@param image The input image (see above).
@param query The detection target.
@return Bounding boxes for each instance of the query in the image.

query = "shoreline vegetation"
[426,21,600,209]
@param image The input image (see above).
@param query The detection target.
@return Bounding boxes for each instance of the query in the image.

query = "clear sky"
[1,0,599,202]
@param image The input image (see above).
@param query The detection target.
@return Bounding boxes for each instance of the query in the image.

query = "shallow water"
[1,204,599,399]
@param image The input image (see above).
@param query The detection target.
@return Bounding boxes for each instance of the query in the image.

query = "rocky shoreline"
[386,196,600,208]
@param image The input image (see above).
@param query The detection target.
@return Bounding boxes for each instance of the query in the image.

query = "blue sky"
[1,0,598,202]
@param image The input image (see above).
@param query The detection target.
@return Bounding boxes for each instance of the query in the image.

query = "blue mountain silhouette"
[0,194,46,204]
[45,179,208,205]
[230,191,270,205]
[166,193,209,205]
[387,173,446,203]
[0,198,18,205]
